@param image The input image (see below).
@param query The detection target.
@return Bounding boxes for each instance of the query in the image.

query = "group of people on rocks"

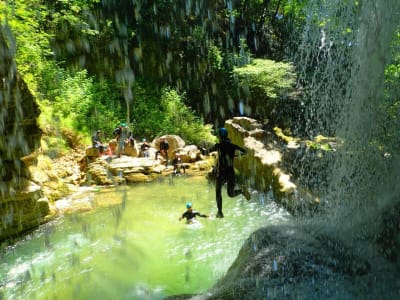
[92,124,251,219]
[91,124,184,171]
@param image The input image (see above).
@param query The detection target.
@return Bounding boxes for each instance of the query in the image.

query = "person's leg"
[215,177,224,218]
[117,140,124,157]
[226,171,242,197]
[226,170,251,200]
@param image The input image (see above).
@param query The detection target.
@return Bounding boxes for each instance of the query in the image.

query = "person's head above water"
[218,127,228,139]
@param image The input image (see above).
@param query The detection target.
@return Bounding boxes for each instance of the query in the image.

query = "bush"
[233,58,297,125]
[130,81,215,145]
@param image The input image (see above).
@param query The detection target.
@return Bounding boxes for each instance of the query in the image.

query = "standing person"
[127,131,135,147]
[212,127,251,218]
[179,202,208,223]
[155,137,170,165]
[115,123,129,158]
[92,130,105,154]
[112,125,122,141]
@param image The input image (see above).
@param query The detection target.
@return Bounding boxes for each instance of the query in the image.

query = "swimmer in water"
[179,202,208,223]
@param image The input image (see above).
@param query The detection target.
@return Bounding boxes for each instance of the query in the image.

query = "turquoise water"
[0,176,291,300]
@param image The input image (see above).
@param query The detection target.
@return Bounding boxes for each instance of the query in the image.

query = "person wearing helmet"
[211,127,251,218]
[179,202,208,223]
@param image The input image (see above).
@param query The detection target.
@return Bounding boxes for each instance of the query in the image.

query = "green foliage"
[159,88,215,145]
[207,44,223,72]
[234,59,296,99]
[381,29,400,151]
[38,65,123,139]
[130,81,215,145]
[233,58,297,123]
[1,0,52,93]
[130,81,164,139]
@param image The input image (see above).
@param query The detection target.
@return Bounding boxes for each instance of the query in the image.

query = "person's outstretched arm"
[195,212,208,218]
[234,144,246,155]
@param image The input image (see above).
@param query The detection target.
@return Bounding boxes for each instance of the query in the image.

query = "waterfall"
[295,0,400,248]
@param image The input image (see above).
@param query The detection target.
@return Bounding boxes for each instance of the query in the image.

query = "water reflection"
[1,176,291,299]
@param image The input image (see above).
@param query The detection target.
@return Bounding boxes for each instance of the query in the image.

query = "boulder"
[194,226,370,300]
[0,181,49,242]
[108,139,139,157]
[173,145,202,163]
[86,146,100,157]
[152,135,186,160]
[225,117,318,213]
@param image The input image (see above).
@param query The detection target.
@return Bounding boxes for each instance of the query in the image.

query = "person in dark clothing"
[113,123,128,158]
[179,202,208,223]
[140,138,150,157]
[172,154,186,175]
[127,131,135,147]
[211,127,251,218]
[112,125,122,141]
[155,137,170,165]
[92,130,105,154]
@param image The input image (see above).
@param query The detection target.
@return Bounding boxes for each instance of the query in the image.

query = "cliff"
[0,28,48,242]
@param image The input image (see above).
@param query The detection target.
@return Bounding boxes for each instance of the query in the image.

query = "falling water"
[293,1,400,283]
[1,0,400,299]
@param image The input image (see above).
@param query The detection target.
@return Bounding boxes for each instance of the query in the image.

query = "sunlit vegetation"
[1,0,399,154]
[233,59,297,122]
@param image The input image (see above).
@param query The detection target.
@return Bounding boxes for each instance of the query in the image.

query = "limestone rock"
[201,226,370,299]
[0,181,49,242]
[152,135,186,160]
[0,30,44,242]
[173,145,202,163]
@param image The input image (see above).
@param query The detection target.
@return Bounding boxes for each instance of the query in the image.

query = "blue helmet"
[218,127,228,139]
[186,202,192,209]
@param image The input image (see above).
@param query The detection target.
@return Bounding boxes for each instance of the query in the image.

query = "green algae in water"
[1,176,291,300]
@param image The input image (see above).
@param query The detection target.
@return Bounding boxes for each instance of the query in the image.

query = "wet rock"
[224,117,318,214]
[0,30,44,242]
[192,226,371,300]
[173,145,203,163]
[0,181,49,242]
[152,134,186,160]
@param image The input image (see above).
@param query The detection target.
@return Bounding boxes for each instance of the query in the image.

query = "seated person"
[172,154,185,175]
[140,139,150,157]
[92,130,105,154]
[155,137,169,165]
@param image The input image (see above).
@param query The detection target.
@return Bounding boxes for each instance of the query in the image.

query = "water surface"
[1,176,291,299]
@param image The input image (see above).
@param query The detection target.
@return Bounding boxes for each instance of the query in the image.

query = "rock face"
[224,117,318,213]
[0,29,46,242]
[198,226,371,300]
[85,148,211,185]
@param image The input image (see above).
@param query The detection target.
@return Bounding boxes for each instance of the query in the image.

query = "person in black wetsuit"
[211,127,251,218]
[179,202,208,223]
